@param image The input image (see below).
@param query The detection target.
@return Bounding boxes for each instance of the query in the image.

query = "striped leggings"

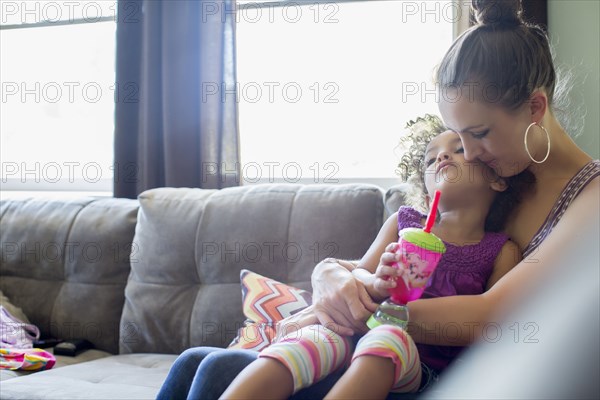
[258,324,422,394]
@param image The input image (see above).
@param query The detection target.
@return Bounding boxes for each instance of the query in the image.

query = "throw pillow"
[228,269,312,351]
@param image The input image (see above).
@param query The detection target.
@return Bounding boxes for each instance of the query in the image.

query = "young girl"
[220,114,523,400]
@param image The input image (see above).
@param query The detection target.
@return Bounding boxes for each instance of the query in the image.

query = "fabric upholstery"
[0,184,410,399]
[0,197,139,354]
[120,184,384,354]
[0,349,112,382]
[0,353,176,399]
[238,269,312,325]
[385,184,411,220]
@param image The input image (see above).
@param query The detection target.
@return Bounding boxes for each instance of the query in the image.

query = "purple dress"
[397,206,509,372]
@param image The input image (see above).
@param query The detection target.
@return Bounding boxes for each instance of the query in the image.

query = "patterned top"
[523,160,600,258]
[397,206,509,372]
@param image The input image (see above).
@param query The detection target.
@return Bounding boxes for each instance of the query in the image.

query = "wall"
[549,0,600,158]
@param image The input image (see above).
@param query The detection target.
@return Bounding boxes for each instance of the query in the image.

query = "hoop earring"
[524,122,551,164]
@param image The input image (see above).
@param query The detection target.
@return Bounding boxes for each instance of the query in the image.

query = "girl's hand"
[372,242,403,299]
[311,259,379,336]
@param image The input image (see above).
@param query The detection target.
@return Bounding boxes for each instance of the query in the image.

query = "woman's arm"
[310,213,400,334]
[407,179,600,346]
[485,239,522,290]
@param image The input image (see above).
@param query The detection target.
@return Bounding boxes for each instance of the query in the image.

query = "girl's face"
[424,130,503,198]
[438,91,534,178]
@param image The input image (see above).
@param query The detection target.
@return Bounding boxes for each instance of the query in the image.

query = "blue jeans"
[157,347,424,400]
[156,347,258,400]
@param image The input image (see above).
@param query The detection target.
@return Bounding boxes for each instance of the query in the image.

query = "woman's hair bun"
[472,0,524,26]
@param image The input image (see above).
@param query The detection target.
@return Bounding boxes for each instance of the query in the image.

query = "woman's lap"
[157,347,259,400]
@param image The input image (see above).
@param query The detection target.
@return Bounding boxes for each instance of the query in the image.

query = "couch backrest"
[0,197,139,354]
[119,184,385,353]
[0,184,409,355]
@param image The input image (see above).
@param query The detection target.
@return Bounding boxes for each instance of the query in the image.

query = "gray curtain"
[114,0,240,199]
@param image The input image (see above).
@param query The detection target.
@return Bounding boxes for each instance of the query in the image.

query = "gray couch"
[0,183,406,399]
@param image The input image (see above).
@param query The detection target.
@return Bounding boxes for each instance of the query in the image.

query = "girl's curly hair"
[396,114,446,213]
[395,114,534,232]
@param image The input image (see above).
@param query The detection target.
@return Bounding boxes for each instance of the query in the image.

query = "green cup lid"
[399,227,446,253]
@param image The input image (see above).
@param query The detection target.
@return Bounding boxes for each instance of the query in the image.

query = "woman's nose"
[461,138,482,162]
[463,145,482,162]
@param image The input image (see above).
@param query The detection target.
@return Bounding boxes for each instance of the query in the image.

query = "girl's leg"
[325,355,396,400]
[220,324,353,399]
[219,357,295,400]
[324,325,422,400]
[290,368,346,400]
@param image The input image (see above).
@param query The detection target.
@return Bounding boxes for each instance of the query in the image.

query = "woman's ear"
[490,177,508,193]
[530,90,548,123]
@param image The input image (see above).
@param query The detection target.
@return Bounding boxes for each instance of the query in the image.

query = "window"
[236,0,460,187]
[1,0,464,197]
[1,1,117,196]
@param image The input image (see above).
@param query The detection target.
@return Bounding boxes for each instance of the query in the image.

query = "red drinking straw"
[424,190,441,233]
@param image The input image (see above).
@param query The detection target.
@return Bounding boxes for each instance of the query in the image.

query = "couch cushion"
[384,184,411,220]
[120,184,384,353]
[0,197,139,354]
[0,353,176,399]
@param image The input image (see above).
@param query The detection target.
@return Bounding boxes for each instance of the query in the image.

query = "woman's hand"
[273,304,319,342]
[311,258,379,336]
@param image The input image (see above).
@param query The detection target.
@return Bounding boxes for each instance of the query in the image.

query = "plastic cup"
[367,190,446,329]
[388,227,446,304]
[367,226,446,329]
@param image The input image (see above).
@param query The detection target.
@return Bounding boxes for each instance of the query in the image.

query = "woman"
[157,0,599,398]
[310,0,599,347]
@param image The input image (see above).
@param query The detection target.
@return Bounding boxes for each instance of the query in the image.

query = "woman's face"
[438,89,533,178]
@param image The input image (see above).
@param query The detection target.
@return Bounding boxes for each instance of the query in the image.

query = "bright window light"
[237,1,454,183]
[1,2,117,193]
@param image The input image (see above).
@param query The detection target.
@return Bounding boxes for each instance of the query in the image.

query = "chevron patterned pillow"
[228,269,312,351]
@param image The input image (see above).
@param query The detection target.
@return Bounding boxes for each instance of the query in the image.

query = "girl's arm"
[407,179,599,346]
[352,212,401,301]
[355,212,400,273]
[485,239,522,290]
